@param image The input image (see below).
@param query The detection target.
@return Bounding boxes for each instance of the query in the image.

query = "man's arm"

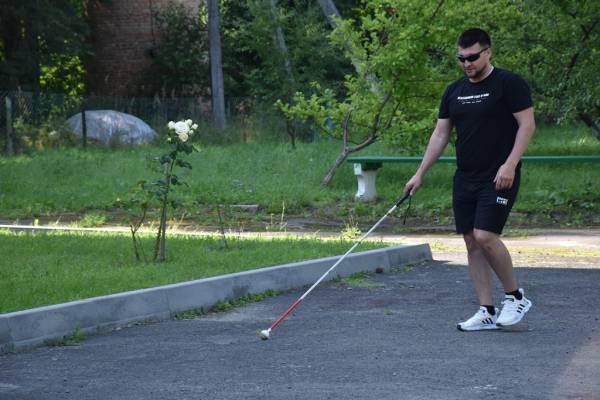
[494,107,536,190]
[404,118,453,195]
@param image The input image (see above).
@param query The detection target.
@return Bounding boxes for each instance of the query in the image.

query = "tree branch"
[342,107,353,148]
[369,90,394,133]
[564,18,598,82]
[430,0,445,21]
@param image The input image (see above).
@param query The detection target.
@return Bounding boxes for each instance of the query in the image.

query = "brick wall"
[86,0,201,97]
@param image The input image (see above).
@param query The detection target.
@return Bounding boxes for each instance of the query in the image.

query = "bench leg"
[353,163,378,201]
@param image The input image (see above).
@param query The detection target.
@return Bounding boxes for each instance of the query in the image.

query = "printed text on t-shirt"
[457,93,490,104]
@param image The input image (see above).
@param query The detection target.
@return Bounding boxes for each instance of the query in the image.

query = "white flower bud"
[185,119,193,126]
[192,123,198,130]
[168,121,175,129]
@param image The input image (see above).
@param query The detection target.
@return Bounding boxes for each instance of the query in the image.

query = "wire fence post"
[5,95,14,156]
[81,106,87,150]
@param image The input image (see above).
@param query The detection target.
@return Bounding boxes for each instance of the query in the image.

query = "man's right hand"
[404,174,422,196]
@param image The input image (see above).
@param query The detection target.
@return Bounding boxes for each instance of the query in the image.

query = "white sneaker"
[496,288,532,327]
[457,306,499,331]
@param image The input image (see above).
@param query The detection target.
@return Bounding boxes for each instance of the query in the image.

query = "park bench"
[347,155,600,201]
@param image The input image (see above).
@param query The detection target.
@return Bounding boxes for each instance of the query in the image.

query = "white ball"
[259,330,270,340]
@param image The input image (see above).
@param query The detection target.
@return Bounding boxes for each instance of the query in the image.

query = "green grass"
[0,230,387,314]
[174,290,279,320]
[76,212,107,227]
[526,124,600,155]
[45,326,85,347]
[0,140,347,217]
[372,125,600,222]
[0,124,598,225]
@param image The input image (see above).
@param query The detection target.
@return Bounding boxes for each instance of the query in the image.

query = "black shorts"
[452,170,520,235]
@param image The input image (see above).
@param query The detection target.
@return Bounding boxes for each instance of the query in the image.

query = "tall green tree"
[208,0,226,129]
[153,3,210,95]
[280,0,452,185]
[442,1,599,138]
[219,0,357,99]
[236,0,352,103]
[519,0,599,139]
[281,0,597,184]
[218,0,261,98]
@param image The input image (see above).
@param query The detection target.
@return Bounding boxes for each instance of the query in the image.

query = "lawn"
[0,124,598,314]
[0,230,387,314]
[0,124,598,227]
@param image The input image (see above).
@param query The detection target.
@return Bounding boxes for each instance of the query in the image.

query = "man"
[404,28,536,331]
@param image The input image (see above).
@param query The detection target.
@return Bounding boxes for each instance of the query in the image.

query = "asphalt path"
[1,252,599,399]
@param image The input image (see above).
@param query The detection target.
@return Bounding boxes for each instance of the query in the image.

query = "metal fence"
[0,91,287,153]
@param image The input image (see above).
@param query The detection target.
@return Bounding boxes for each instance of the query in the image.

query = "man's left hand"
[494,163,516,190]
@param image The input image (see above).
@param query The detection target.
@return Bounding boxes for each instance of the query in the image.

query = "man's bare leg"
[472,228,518,292]
[463,231,494,305]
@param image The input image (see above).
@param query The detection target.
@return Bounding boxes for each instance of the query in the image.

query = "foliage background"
[0,0,598,172]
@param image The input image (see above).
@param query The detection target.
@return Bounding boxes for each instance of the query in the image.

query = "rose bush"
[128,119,199,262]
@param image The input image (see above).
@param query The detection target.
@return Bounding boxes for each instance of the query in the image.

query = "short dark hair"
[458,28,491,48]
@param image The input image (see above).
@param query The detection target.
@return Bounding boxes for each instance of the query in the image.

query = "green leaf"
[176,159,192,169]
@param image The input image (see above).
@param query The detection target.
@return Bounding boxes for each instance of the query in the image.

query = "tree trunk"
[580,113,600,140]
[316,0,382,186]
[5,97,14,156]
[316,0,378,91]
[24,2,41,94]
[321,147,350,187]
[285,118,296,149]
[0,4,40,91]
[0,17,21,90]
[269,0,295,84]
[208,0,226,130]
[81,108,88,150]
[317,0,361,75]
[269,0,299,147]
[320,100,392,186]
[317,0,341,28]
[320,135,378,186]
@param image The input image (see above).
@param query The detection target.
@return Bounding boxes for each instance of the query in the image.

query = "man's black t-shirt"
[438,68,533,181]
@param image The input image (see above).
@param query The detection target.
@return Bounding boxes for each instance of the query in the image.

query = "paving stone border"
[0,243,431,353]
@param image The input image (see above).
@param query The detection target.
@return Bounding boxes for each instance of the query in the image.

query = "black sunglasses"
[457,48,489,63]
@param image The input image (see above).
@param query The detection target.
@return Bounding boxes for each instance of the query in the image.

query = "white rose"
[168,121,175,129]
[178,132,189,142]
[192,123,198,130]
[174,121,190,135]
[185,119,193,126]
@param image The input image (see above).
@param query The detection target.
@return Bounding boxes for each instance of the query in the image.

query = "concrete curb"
[0,244,431,353]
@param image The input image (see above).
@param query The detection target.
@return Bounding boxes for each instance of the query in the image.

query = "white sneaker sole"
[497,299,532,327]
[457,323,499,332]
